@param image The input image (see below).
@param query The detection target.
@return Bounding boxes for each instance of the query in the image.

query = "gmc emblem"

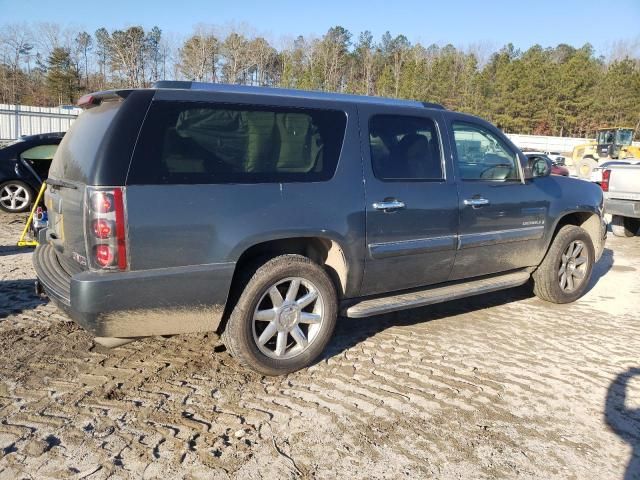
[72,252,87,266]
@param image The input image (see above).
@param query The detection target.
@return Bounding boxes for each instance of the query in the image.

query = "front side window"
[369,115,443,181]
[128,102,347,184]
[452,122,520,181]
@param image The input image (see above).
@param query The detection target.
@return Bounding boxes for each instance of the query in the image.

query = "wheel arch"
[219,235,352,333]
[546,210,604,262]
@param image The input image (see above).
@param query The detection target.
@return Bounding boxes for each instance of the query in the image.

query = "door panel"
[359,107,459,296]
[449,118,548,280]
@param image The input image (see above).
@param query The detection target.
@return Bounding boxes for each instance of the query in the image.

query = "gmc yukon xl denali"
[34,82,606,375]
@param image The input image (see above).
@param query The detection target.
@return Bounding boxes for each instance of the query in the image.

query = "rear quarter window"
[128,101,347,184]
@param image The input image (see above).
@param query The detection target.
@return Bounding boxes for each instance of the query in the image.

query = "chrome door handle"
[373,200,406,211]
[463,198,490,206]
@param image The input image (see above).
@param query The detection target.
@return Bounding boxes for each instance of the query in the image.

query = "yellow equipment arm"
[17,181,47,247]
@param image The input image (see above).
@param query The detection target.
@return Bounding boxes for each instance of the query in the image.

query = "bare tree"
[0,23,33,102]
[179,31,219,82]
[109,26,146,87]
[247,37,277,86]
[221,32,249,84]
[75,31,92,87]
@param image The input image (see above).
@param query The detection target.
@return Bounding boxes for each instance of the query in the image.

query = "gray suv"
[34,82,606,375]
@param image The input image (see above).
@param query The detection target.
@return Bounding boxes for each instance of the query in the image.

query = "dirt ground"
[0,211,639,480]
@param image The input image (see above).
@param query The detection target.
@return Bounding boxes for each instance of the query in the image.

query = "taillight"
[91,191,114,213]
[601,169,611,192]
[95,245,115,267]
[86,187,128,270]
[92,219,113,239]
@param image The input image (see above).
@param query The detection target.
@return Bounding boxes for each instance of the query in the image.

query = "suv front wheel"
[532,225,594,304]
[222,255,337,376]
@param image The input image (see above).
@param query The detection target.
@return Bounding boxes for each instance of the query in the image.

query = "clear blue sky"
[1,0,639,54]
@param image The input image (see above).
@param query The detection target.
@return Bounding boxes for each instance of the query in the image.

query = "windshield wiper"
[46,178,78,189]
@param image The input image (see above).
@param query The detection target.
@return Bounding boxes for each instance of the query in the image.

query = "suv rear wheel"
[611,215,640,238]
[532,225,594,304]
[222,254,337,375]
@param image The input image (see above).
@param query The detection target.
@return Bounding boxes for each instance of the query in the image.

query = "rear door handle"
[463,198,490,207]
[373,200,406,211]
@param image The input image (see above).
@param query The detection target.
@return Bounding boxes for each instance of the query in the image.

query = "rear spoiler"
[77,90,133,109]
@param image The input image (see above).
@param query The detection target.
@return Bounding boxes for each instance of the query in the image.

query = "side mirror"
[524,157,552,179]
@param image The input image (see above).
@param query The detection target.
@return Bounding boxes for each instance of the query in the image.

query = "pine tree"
[46,47,79,105]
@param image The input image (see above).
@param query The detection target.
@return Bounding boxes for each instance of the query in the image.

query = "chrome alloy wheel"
[0,183,30,211]
[558,240,588,292]
[252,277,325,360]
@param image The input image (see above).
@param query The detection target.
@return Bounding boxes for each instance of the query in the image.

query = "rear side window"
[128,101,347,184]
[369,115,443,181]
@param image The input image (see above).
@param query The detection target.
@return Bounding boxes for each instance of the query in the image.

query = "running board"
[343,270,531,318]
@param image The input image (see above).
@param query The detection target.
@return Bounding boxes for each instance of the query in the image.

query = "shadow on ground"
[584,247,614,295]
[0,278,47,319]
[606,367,640,480]
[0,245,34,258]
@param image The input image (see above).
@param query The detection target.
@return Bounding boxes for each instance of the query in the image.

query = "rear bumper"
[33,244,235,337]
[604,198,640,219]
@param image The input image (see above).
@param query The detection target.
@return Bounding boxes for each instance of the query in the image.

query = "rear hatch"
[45,90,153,272]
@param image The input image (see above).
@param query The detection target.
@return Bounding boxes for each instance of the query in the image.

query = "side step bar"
[343,270,531,318]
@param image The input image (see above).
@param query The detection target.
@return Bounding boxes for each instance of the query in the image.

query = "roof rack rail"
[422,101,446,110]
[152,81,445,110]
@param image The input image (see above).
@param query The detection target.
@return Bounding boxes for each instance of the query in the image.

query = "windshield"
[615,129,634,146]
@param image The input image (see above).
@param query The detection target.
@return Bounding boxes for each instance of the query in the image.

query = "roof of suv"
[152,81,445,111]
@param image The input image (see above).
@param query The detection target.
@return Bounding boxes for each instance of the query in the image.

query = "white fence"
[506,132,640,153]
[505,133,591,153]
[0,104,81,142]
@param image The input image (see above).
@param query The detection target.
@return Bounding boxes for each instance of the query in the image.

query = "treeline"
[1,23,639,137]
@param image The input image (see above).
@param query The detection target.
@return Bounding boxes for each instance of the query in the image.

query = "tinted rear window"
[128,101,347,184]
[48,101,121,182]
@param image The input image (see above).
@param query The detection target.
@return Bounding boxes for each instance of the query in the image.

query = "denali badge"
[72,252,87,266]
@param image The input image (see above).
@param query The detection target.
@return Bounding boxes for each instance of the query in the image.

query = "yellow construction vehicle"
[572,127,640,179]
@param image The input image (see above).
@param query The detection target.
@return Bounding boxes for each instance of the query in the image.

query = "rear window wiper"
[47,178,78,190]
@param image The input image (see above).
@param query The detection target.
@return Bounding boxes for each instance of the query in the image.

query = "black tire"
[576,157,598,179]
[532,225,594,304]
[222,254,337,376]
[611,215,640,238]
[0,180,33,213]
